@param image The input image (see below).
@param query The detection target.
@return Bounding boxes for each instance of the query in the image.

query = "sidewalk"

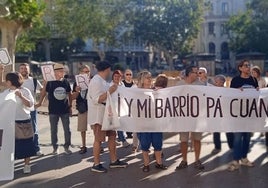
[0,107,267,188]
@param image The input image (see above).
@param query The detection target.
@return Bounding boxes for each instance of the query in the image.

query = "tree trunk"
[0,18,23,72]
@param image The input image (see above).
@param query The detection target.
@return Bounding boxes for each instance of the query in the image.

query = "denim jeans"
[31,110,40,152]
[233,132,251,161]
[117,131,126,142]
[213,132,234,150]
[49,113,71,150]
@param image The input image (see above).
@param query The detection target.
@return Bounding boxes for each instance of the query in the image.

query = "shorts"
[180,132,202,142]
[77,112,87,132]
[137,132,163,151]
[92,124,116,142]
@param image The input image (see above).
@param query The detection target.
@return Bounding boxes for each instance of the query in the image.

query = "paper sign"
[41,65,56,81]
[75,74,90,90]
[0,129,3,150]
[0,48,12,65]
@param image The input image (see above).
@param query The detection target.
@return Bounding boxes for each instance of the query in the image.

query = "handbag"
[102,92,120,130]
[15,121,34,139]
[76,90,88,114]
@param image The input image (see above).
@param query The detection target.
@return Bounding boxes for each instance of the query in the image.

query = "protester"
[110,70,130,148]
[137,70,168,172]
[1,70,35,174]
[72,65,91,154]
[87,61,128,173]
[176,65,205,170]
[228,59,258,171]
[36,63,73,155]
[198,67,213,85]
[251,66,266,88]
[18,63,44,156]
[122,69,136,140]
[211,74,233,154]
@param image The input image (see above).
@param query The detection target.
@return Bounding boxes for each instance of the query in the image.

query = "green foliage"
[227,0,268,55]
[6,0,45,28]
[125,0,204,59]
[52,0,126,46]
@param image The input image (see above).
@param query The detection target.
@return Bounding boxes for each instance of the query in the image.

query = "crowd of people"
[0,59,268,175]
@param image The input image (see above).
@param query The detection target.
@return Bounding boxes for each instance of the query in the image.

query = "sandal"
[228,161,239,172]
[155,163,168,170]
[142,165,150,172]
[79,146,87,154]
[176,161,188,170]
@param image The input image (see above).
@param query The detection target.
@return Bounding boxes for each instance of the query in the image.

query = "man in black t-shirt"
[36,63,72,155]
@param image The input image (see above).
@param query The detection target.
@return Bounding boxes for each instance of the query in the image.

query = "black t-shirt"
[46,79,71,114]
[72,82,88,108]
[122,80,134,88]
[230,75,258,89]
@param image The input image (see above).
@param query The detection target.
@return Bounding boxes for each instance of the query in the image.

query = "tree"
[0,0,45,70]
[124,0,205,68]
[227,0,268,55]
[52,0,128,61]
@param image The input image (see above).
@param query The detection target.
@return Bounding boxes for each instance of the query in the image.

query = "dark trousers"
[213,132,234,150]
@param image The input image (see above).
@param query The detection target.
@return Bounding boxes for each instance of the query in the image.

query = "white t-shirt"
[87,74,110,125]
[8,87,34,121]
[22,76,43,101]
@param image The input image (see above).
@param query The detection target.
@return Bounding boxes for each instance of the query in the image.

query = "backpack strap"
[33,78,37,93]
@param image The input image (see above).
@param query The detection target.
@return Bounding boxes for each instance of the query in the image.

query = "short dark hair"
[6,72,23,88]
[185,65,197,77]
[96,61,111,71]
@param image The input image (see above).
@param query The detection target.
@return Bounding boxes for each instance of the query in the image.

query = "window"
[220,23,228,35]
[222,2,229,15]
[209,42,215,54]
[208,22,215,35]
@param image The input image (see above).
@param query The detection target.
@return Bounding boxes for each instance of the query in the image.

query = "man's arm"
[35,80,47,108]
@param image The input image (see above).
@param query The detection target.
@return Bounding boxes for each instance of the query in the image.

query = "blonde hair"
[137,70,151,88]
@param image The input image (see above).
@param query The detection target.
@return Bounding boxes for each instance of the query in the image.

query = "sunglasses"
[198,72,204,74]
[125,73,132,76]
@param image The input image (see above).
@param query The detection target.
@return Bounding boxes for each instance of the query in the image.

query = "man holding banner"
[176,65,205,171]
[87,61,128,173]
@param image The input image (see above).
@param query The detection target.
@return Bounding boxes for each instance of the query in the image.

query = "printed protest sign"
[75,74,90,90]
[0,48,12,65]
[41,64,56,81]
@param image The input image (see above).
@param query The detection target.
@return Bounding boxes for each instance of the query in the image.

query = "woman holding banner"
[137,70,167,172]
[228,60,258,171]
[3,71,35,174]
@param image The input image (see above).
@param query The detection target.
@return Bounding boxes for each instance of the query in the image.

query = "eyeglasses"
[125,73,132,76]
[243,64,250,68]
[83,70,90,73]
[198,72,204,74]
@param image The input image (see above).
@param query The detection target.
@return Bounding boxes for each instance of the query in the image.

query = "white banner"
[104,85,268,132]
[0,90,16,181]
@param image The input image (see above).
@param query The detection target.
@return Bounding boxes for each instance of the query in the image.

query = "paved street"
[0,106,268,188]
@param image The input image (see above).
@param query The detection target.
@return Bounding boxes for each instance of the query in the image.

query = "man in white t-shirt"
[19,63,44,156]
[87,61,128,173]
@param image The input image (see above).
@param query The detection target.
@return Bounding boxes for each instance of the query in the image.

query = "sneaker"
[122,141,130,148]
[194,160,205,170]
[36,151,44,156]
[131,146,137,153]
[240,158,254,167]
[228,160,240,172]
[211,148,221,155]
[64,148,72,155]
[91,164,107,173]
[109,159,128,168]
[23,165,31,174]
[52,148,59,155]
[176,161,188,170]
